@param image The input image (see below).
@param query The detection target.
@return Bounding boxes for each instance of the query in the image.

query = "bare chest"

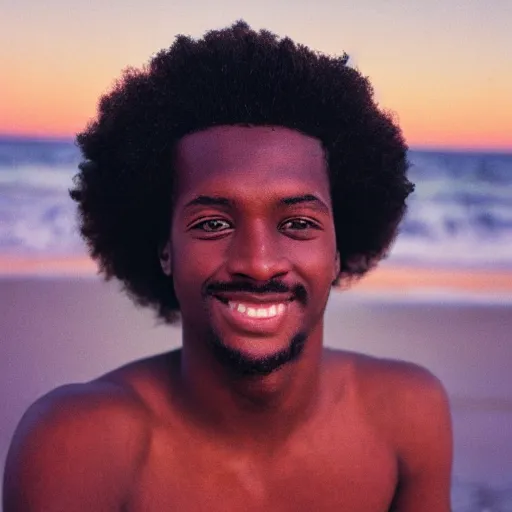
[126,418,398,512]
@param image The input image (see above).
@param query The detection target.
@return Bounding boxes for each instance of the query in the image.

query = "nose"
[226,220,291,281]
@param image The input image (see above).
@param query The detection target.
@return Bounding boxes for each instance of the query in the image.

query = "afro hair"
[70,20,414,323]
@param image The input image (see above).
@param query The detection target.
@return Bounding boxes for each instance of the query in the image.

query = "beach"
[2,271,512,509]
[1,3,511,503]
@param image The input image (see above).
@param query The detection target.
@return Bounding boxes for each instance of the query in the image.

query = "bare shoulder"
[351,353,449,404]
[349,354,451,439]
[3,379,151,512]
[345,352,453,511]
[326,350,449,412]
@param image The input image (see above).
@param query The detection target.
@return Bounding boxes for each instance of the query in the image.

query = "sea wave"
[1,138,511,267]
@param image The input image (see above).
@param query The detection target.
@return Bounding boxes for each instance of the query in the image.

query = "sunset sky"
[1,0,511,150]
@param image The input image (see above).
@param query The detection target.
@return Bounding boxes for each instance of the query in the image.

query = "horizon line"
[1,133,511,155]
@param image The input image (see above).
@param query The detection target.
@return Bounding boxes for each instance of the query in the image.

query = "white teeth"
[227,302,287,319]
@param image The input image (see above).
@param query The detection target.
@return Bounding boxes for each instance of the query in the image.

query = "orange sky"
[2,0,511,150]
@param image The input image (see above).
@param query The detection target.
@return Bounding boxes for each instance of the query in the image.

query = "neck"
[176,326,325,452]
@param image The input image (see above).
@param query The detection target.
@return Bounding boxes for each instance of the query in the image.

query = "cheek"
[170,236,224,300]
[294,242,337,289]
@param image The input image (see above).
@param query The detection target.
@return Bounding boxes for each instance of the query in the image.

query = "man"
[3,21,452,511]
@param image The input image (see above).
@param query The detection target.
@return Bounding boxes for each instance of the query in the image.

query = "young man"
[4,21,452,511]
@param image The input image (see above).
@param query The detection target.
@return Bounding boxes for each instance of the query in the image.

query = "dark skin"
[4,126,453,511]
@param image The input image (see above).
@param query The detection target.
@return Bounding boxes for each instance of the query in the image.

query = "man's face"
[165,125,338,375]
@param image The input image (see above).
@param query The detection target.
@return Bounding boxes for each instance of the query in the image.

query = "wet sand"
[1,276,511,501]
[2,255,512,295]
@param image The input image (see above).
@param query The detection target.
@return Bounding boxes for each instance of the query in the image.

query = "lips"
[212,292,294,305]
[229,301,286,318]
[209,293,294,335]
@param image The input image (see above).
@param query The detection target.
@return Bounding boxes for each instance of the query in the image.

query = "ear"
[159,240,172,276]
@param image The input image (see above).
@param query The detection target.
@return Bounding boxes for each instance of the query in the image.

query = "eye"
[279,218,320,231]
[191,219,232,232]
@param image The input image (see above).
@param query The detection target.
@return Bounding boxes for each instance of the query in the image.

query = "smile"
[210,295,293,336]
[228,302,287,319]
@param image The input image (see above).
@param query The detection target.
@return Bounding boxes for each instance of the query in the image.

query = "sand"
[1,277,512,502]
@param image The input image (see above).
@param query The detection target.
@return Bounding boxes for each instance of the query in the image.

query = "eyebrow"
[183,195,233,209]
[279,194,330,212]
[183,193,330,212]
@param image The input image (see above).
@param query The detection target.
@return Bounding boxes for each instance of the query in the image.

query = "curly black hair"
[70,20,414,323]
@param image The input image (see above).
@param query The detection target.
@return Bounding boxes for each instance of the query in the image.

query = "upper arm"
[3,383,149,512]
[388,364,453,512]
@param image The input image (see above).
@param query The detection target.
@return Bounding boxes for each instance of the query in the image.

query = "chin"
[209,332,306,376]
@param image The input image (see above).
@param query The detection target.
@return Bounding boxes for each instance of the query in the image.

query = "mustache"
[204,280,308,304]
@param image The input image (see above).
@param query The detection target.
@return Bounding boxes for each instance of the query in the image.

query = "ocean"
[1,137,512,270]
[1,137,512,510]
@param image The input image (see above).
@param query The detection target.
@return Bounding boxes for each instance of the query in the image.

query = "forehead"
[173,125,330,203]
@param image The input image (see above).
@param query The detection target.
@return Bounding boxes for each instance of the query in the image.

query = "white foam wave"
[0,165,75,191]
[389,231,512,267]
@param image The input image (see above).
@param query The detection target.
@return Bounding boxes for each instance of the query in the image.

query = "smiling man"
[4,21,452,511]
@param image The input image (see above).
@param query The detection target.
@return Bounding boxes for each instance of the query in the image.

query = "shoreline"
[1,255,512,295]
